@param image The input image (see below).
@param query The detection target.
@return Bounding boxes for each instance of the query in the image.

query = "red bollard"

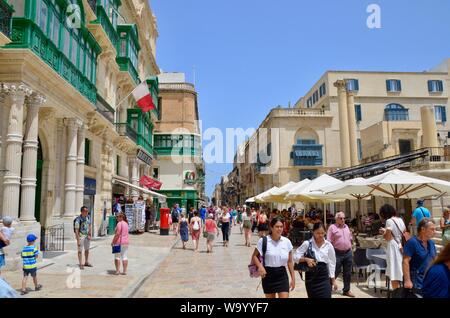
[159,207,170,235]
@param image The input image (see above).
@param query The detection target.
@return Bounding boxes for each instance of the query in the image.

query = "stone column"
[421,106,439,148]
[64,118,81,218]
[128,156,139,201]
[2,83,32,220]
[20,93,46,223]
[75,125,85,212]
[334,80,351,168]
[346,91,359,166]
[55,119,66,218]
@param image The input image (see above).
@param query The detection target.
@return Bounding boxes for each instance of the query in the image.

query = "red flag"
[139,175,162,190]
[132,82,155,112]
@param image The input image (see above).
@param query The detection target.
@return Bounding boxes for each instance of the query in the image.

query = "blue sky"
[151,0,450,199]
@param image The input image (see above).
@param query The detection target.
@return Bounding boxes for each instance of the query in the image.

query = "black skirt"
[262,266,289,294]
[305,262,331,298]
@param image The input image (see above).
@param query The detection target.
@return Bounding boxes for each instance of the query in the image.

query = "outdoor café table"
[357,236,387,249]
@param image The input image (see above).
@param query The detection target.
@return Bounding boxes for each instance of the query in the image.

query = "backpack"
[193,220,200,231]
[73,216,81,233]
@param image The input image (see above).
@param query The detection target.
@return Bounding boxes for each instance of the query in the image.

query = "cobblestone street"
[134,226,381,298]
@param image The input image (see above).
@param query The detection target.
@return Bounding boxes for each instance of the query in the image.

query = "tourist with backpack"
[74,206,92,270]
[410,200,431,235]
[190,211,202,252]
[251,217,295,298]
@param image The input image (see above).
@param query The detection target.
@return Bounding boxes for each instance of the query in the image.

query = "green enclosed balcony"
[5,0,102,104]
[90,0,121,51]
[0,0,14,39]
[154,134,202,156]
[126,108,153,155]
[116,24,140,84]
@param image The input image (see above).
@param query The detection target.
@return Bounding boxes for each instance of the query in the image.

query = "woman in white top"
[220,208,231,247]
[251,217,295,298]
[294,222,337,298]
[379,204,406,289]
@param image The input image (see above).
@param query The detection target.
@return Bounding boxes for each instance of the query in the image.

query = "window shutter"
[398,80,402,91]
[386,80,390,92]
[355,104,362,121]
[355,80,359,91]
[428,80,432,92]
[439,81,444,92]
[442,106,447,122]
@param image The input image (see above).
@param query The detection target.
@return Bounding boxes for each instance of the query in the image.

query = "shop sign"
[137,148,153,166]
[84,178,96,195]
[184,170,196,185]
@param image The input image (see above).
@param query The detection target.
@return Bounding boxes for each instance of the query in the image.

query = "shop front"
[156,190,200,211]
[83,178,96,235]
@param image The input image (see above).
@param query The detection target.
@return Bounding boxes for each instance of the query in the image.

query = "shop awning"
[112,178,167,200]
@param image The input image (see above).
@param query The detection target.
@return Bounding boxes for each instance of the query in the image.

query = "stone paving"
[134,226,382,298]
[1,230,178,298]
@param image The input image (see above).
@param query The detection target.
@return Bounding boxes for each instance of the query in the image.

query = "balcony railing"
[137,134,153,155]
[96,94,115,124]
[271,108,330,117]
[0,0,13,38]
[159,83,196,93]
[115,123,137,143]
[88,0,97,12]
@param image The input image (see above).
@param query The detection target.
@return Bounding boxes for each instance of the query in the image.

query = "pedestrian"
[188,207,195,224]
[257,211,269,238]
[145,200,152,232]
[294,222,338,298]
[251,208,258,233]
[251,217,295,298]
[403,218,437,294]
[422,242,450,298]
[74,206,93,270]
[111,213,129,275]
[242,208,253,247]
[0,216,14,276]
[200,205,207,226]
[112,198,121,216]
[220,207,231,247]
[379,204,406,290]
[171,204,180,236]
[179,213,189,249]
[440,208,450,246]
[20,234,42,295]
[190,211,202,252]
[410,200,431,235]
[204,213,218,253]
[327,212,355,297]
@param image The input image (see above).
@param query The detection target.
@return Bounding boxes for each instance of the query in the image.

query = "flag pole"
[115,84,138,109]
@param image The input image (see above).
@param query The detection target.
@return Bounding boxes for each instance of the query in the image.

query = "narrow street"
[134,226,380,298]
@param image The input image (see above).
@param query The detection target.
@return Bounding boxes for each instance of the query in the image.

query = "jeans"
[222,222,230,242]
[335,249,353,293]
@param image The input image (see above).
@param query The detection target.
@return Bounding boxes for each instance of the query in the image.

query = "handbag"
[112,222,122,254]
[392,218,411,247]
[203,231,208,238]
[248,236,267,278]
[294,239,316,272]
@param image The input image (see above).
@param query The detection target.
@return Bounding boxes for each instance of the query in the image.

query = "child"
[0,216,14,275]
[21,234,42,295]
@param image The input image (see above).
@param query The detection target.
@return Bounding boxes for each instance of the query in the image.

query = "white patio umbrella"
[245,197,256,203]
[260,181,300,203]
[323,169,450,209]
[255,186,279,203]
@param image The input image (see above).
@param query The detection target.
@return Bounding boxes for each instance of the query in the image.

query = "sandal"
[35,284,43,291]
[21,290,28,295]
[84,263,93,267]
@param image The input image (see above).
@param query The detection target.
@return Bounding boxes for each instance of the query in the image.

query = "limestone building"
[0,0,162,266]
[154,72,206,210]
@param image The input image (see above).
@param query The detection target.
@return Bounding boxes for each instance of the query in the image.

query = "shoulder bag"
[248,236,267,278]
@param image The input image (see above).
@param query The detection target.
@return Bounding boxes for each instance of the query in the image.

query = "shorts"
[207,233,215,241]
[78,236,91,253]
[114,245,129,261]
[0,254,5,268]
[23,268,37,277]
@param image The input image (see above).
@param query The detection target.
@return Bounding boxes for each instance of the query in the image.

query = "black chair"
[352,248,370,286]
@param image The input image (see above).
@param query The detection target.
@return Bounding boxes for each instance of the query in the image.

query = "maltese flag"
[132,82,155,112]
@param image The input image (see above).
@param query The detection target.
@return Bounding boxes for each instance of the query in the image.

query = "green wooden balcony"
[115,122,137,143]
[91,5,119,52]
[116,24,140,84]
[7,18,97,103]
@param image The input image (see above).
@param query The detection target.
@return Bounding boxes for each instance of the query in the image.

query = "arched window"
[384,103,409,121]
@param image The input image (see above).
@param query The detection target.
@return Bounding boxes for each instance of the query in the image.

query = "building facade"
[154,72,206,211]
[220,60,450,222]
[0,0,161,267]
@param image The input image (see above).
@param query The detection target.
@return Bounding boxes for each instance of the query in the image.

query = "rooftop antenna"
[193,65,196,86]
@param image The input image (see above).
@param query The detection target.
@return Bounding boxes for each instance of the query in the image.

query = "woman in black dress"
[294,222,337,298]
[251,217,295,298]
